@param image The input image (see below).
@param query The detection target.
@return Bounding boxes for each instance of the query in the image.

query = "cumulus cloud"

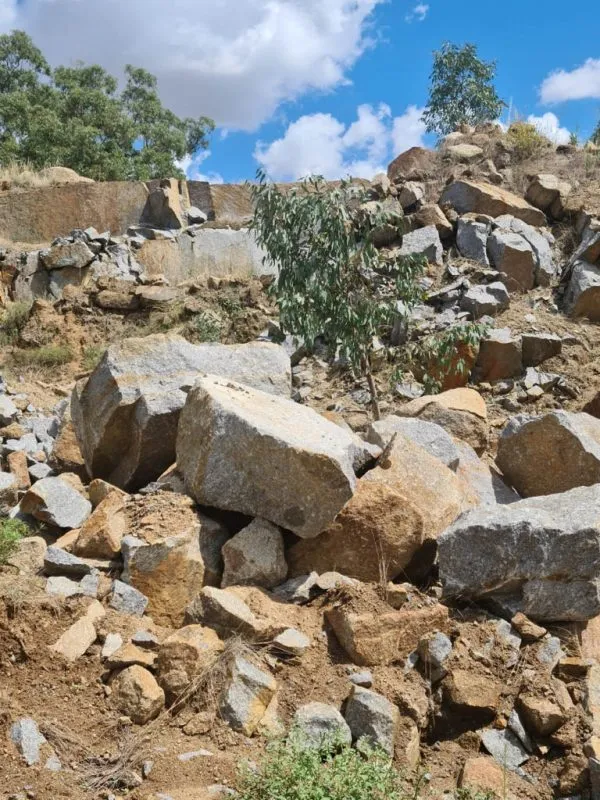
[405,3,429,22]
[177,152,224,184]
[254,103,426,181]
[527,112,571,145]
[540,58,600,104]
[0,0,384,130]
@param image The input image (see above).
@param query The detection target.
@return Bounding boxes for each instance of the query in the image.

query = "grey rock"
[459,282,509,318]
[494,215,556,286]
[292,702,352,748]
[508,709,534,752]
[71,334,291,490]
[439,485,600,621]
[44,546,91,577]
[398,182,425,210]
[219,656,277,735]
[521,333,562,367]
[190,586,264,640]
[132,630,160,650]
[110,580,148,617]
[20,477,92,529]
[488,229,535,291]
[365,416,460,471]
[46,572,99,598]
[480,728,529,771]
[0,471,18,506]
[0,394,18,424]
[273,572,319,603]
[497,411,600,497]
[40,240,95,270]
[474,328,522,381]
[572,226,600,265]
[221,518,287,589]
[418,632,453,669]
[344,687,400,755]
[186,206,208,224]
[4,433,38,455]
[10,718,57,768]
[177,375,362,539]
[272,628,311,656]
[349,671,373,688]
[495,619,522,651]
[456,217,490,265]
[564,260,600,321]
[399,225,443,265]
[102,633,124,659]
[536,635,565,668]
[28,462,53,481]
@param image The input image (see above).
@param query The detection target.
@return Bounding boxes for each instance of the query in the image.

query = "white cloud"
[527,112,571,145]
[405,3,429,22]
[0,0,385,131]
[177,152,224,184]
[540,58,600,104]
[254,103,427,181]
[391,105,427,154]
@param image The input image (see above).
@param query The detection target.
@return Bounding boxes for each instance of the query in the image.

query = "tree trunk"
[361,353,380,421]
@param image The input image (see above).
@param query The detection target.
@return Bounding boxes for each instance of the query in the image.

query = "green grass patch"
[0,301,31,346]
[0,518,29,565]
[81,344,106,372]
[12,344,73,368]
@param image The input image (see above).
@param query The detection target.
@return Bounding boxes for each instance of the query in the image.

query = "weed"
[506,122,551,161]
[0,301,31,345]
[182,309,223,343]
[81,344,106,372]
[12,344,73,367]
[0,518,29,564]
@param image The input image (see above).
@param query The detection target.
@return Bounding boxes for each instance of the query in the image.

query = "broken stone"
[456,217,490,264]
[109,580,148,617]
[221,519,287,589]
[496,411,600,497]
[511,612,547,642]
[517,695,568,738]
[71,335,291,490]
[439,485,600,621]
[292,702,352,748]
[365,416,460,470]
[474,328,522,381]
[447,143,484,162]
[20,477,91,529]
[41,240,95,270]
[398,225,443,265]
[0,394,18,425]
[0,471,19,507]
[444,669,502,726]
[7,535,46,574]
[46,573,99,598]
[101,633,124,659]
[396,387,488,454]
[72,490,126,558]
[564,260,600,321]
[219,655,277,736]
[189,586,266,640]
[411,203,454,239]
[521,332,562,367]
[10,718,60,770]
[479,728,529,771]
[157,625,223,703]
[7,450,30,491]
[113,665,165,725]
[488,229,535,291]
[460,282,509,318]
[50,600,105,661]
[271,628,310,657]
[439,180,546,227]
[177,375,364,539]
[105,643,156,670]
[345,687,399,756]
[526,173,571,219]
[44,546,92,577]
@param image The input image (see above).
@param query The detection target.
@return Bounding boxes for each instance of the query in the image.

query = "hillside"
[1,123,600,800]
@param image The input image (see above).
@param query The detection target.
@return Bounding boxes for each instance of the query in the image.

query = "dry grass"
[0,163,55,191]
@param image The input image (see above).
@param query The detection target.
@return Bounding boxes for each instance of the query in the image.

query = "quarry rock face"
[71,334,291,490]
[177,375,364,538]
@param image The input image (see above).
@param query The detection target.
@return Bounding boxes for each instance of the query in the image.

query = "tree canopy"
[0,30,214,181]
[422,42,505,136]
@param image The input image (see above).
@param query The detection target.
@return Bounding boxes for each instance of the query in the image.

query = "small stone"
[517,695,568,737]
[113,665,165,725]
[349,671,373,688]
[479,728,529,771]
[46,573,99,598]
[28,463,53,481]
[7,451,30,491]
[189,586,266,640]
[50,601,104,661]
[510,613,547,642]
[272,628,310,656]
[132,630,159,650]
[20,477,91,529]
[43,546,91,578]
[417,631,453,675]
[109,580,148,617]
[219,656,277,736]
[508,709,534,752]
[344,686,400,755]
[10,718,47,766]
[105,643,156,670]
[221,518,287,589]
[272,572,319,603]
[102,633,124,659]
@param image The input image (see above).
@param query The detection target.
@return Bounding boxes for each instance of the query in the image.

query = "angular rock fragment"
[177,376,363,538]
[292,702,351,748]
[221,519,287,589]
[113,665,165,725]
[344,687,399,755]
[460,282,509,318]
[439,485,600,621]
[20,477,91,528]
[474,328,522,381]
[440,180,546,227]
[365,416,460,470]
[219,655,276,735]
[71,335,291,489]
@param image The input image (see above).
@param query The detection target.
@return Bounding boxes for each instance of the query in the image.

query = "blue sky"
[2,0,600,183]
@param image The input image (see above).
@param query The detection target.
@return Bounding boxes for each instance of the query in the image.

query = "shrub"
[409,322,489,394]
[506,122,551,161]
[81,344,106,372]
[251,171,425,419]
[236,735,495,800]
[0,301,31,345]
[182,310,223,343]
[12,344,73,367]
[0,518,29,564]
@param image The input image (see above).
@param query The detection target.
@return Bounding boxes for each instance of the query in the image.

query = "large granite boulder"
[438,485,600,621]
[564,261,600,321]
[496,411,600,497]
[71,334,291,490]
[176,376,368,538]
[440,180,546,227]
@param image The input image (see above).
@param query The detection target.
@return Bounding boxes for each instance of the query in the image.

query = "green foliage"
[13,344,73,367]
[422,43,505,136]
[592,118,600,146]
[506,122,550,161]
[0,518,29,564]
[0,30,214,180]
[250,171,425,416]
[407,322,489,394]
[182,310,223,343]
[236,735,414,800]
[82,344,106,372]
[0,301,31,345]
